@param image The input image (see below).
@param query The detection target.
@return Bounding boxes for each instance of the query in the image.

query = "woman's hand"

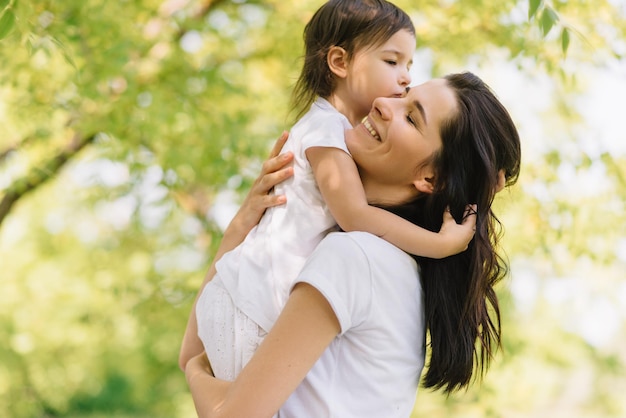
[228,131,294,235]
[186,283,340,418]
[219,131,294,265]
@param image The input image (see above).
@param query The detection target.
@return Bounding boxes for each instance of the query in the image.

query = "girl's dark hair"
[291,0,415,120]
[385,72,521,393]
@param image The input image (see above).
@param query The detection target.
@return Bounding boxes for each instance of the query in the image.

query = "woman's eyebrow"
[412,100,427,125]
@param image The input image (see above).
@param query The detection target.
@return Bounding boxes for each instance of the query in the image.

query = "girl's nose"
[399,67,411,87]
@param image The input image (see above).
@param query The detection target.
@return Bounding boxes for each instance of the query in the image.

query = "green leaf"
[540,7,558,37]
[0,9,15,40]
[50,35,78,70]
[528,0,542,20]
[561,27,570,54]
[0,0,9,11]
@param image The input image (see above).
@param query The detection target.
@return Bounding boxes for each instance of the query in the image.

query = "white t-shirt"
[280,231,426,418]
[216,98,351,332]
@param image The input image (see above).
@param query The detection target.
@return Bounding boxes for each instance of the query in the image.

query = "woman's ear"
[412,164,436,194]
[413,176,435,194]
[327,46,349,78]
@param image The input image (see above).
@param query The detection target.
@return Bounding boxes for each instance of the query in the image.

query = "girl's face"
[343,29,416,122]
[345,79,458,204]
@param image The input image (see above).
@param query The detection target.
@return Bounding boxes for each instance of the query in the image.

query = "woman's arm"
[306,147,475,259]
[179,132,294,371]
[186,282,340,418]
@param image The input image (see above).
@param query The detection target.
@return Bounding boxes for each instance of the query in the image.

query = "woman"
[182,72,521,417]
[194,0,475,383]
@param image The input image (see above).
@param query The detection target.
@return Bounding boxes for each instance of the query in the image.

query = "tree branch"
[0,134,37,165]
[0,132,97,228]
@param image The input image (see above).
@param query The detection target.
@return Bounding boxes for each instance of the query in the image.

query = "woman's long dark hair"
[386,72,521,393]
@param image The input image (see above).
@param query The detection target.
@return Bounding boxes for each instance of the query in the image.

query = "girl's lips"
[361,116,381,142]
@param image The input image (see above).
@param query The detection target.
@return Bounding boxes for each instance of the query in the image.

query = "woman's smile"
[361,116,381,142]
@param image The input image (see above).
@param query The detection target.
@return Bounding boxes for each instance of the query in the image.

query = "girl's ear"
[327,46,349,78]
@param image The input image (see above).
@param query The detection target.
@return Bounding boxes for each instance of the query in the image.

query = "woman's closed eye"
[385,59,398,66]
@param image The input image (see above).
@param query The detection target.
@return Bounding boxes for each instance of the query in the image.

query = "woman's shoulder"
[317,232,417,273]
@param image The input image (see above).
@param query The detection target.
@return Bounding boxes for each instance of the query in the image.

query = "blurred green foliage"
[1,0,625,416]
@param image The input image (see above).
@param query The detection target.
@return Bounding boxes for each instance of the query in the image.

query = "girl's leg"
[196,273,266,380]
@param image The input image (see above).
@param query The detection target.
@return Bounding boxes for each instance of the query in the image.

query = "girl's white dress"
[196,98,352,378]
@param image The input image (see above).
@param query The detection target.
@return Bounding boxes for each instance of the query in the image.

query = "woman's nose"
[372,97,392,120]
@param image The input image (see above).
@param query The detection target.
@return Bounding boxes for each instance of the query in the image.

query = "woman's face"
[345,78,458,204]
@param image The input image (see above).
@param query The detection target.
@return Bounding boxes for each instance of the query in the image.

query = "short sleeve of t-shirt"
[299,100,351,155]
[293,232,372,334]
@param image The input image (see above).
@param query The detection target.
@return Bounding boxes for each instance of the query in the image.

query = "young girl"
[182,0,476,380]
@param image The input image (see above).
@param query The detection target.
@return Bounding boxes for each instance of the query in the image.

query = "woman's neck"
[361,176,421,207]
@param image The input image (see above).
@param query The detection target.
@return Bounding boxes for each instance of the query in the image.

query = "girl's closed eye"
[385,59,397,65]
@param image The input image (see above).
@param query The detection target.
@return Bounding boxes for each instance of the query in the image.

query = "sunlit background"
[1,0,625,417]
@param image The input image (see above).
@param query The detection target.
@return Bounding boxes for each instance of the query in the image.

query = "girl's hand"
[438,204,477,254]
[495,169,506,193]
[232,131,294,233]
